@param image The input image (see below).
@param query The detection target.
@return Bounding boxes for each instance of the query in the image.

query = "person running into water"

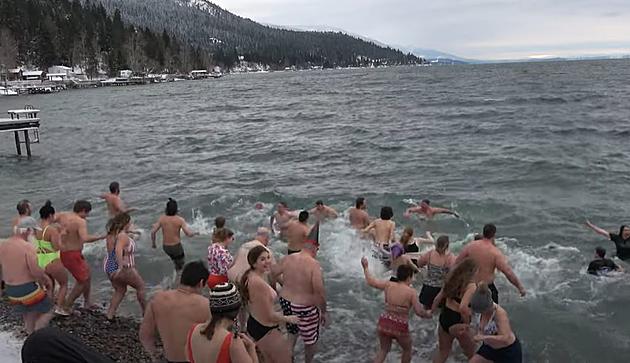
[270,202,297,238]
[456,224,526,303]
[186,283,259,363]
[400,227,435,254]
[585,220,630,261]
[361,257,430,363]
[285,210,311,254]
[140,261,211,363]
[56,200,105,311]
[207,228,235,288]
[35,201,70,316]
[349,197,371,230]
[0,217,54,334]
[364,207,396,264]
[309,200,338,221]
[273,223,327,363]
[390,239,420,280]
[151,198,198,280]
[241,246,296,362]
[417,235,456,309]
[404,199,459,219]
[469,283,523,363]
[430,258,479,363]
[228,227,274,284]
[100,182,135,217]
[587,246,623,275]
[104,212,146,319]
[12,199,33,231]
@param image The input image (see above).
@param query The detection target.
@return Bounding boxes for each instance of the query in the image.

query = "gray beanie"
[470,284,494,313]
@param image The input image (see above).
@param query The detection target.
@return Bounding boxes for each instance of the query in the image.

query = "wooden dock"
[0,107,41,157]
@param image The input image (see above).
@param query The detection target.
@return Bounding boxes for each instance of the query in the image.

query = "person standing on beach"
[100,182,135,217]
[207,228,235,288]
[455,224,526,303]
[140,261,210,363]
[404,199,459,219]
[56,200,105,311]
[11,199,33,231]
[585,220,630,261]
[274,223,327,363]
[309,200,338,221]
[151,198,198,280]
[349,197,371,230]
[0,217,54,334]
[285,211,311,254]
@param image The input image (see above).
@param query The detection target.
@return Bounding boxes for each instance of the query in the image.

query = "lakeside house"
[190,69,208,79]
[21,71,44,81]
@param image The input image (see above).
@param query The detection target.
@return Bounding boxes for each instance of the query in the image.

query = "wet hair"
[106,212,131,236]
[299,211,309,222]
[421,199,431,205]
[396,264,415,281]
[16,200,31,215]
[316,200,324,206]
[73,200,92,213]
[380,206,393,220]
[109,181,120,194]
[355,197,365,208]
[483,224,497,239]
[619,225,629,237]
[213,228,234,243]
[180,260,210,287]
[39,200,55,220]
[442,258,478,300]
[436,235,450,254]
[165,198,178,216]
[215,216,226,229]
[240,245,270,303]
[595,246,606,258]
[400,227,414,247]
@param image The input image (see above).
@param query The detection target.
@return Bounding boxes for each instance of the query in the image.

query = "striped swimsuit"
[104,236,136,276]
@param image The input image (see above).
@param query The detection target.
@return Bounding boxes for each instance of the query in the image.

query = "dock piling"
[14,131,21,155]
[23,130,31,157]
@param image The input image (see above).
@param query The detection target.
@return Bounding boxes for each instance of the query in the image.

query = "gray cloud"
[212,0,630,59]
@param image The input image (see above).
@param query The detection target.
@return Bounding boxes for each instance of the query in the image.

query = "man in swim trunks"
[285,211,311,254]
[456,224,526,303]
[587,247,623,275]
[56,200,105,311]
[273,223,326,363]
[270,201,297,239]
[100,182,135,217]
[349,197,371,230]
[404,199,459,219]
[227,227,275,284]
[309,200,338,221]
[151,198,198,280]
[140,261,210,363]
[0,217,54,334]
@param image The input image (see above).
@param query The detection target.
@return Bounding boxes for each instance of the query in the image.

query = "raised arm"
[404,206,423,217]
[150,219,161,248]
[415,231,435,245]
[361,257,388,290]
[139,302,159,362]
[585,220,611,238]
[496,254,526,296]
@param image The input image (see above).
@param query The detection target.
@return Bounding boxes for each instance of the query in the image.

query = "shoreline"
[0,299,155,362]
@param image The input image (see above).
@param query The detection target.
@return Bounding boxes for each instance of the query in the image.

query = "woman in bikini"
[35,201,70,316]
[361,257,430,363]
[186,282,259,363]
[241,246,297,363]
[430,258,478,363]
[104,212,146,320]
[417,235,456,309]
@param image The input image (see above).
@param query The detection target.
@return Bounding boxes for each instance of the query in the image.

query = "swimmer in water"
[587,247,623,275]
[404,199,459,219]
[585,220,630,261]
[309,200,338,221]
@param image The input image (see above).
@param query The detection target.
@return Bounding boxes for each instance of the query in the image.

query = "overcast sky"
[211,0,630,60]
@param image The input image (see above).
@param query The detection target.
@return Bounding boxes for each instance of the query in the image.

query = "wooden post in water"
[23,130,31,157]
[14,131,21,155]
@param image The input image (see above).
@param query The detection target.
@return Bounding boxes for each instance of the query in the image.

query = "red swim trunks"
[60,250,90,283]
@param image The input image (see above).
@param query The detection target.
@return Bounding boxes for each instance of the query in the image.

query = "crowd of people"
[2,182,629,363]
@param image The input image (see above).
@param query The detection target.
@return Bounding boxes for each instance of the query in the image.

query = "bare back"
[279,253,321,306]
[151,290,210,361]
[285,221,309,252]
[370,219,395,244]
[158,215,185,246]
[57,212,87,252]
[349,208,370,229]
[103,193,125,217]
[0,238,40,285]
[464,240,500,283]
[383,282,416,317]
